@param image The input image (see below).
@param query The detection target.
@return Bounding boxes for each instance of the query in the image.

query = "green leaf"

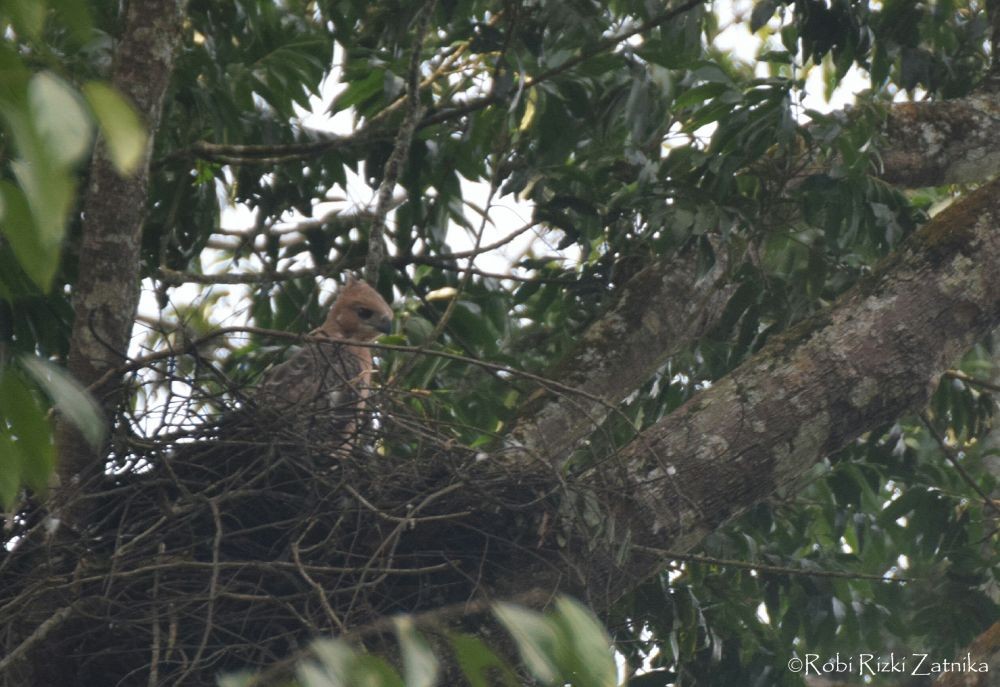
[0,70,75,291]
[0,181,49,287]
[300,639,353,687]
[216,671,254,687]
[0,432,24,509]
[0,369,55,495]
[8,157,75,289]
[552,597,616,687]
[673,82,728,110]
[494,602,560,683]
[19,355,106,449]
[750,0,778,33]
[82,81,148,174]
[50,0,94,43]
[28,71,93,166]
[5,0,47,39]
[448,633,520,687]
[304,639,404,687]
[395,617,438,687]
[330,68,384,113]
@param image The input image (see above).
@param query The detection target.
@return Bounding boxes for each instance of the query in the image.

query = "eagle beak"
[375,315,393,335]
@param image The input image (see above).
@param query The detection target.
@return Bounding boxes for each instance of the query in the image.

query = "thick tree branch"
[933,620,1000,686]
[507,177,1000,609]
[509,245,736,464]
[881,94,1000,187]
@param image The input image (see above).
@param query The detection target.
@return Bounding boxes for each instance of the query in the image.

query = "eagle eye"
[356,307,374,320]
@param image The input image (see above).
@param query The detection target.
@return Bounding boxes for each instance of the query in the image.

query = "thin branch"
[88,325,616,412]
[148,542,165,687]
[365,0,435,281]
[391,123,510,381]
[342,482,471,524]
[919,412,1000,519]
[174,498,222,686]
[632,546,911,582]
[0,605,75,675]
[154,130,383,169]
[291,539,347,634]
[59,559,453,588]
[157,260,348,286]
[446,220,541,258]
[156,248,569,286]
[403,255,567,283]
[943,368,1000,394]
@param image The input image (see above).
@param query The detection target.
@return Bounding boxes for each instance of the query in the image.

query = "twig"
[58,558,453,588]
[148,542,165,687]
[445,220,541,258]
[157,259,347,286]
[291,539,347,634]
[342,482,471,524]
[88,325,615,412]
[173,498,222,686]
[402,256,571,283]
[920,411,1000,519]
[943,369,1000,394]
[156,250,567,286]
[0,605,75,674]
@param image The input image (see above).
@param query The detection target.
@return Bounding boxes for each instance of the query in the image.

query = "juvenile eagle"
[255,276,393,454]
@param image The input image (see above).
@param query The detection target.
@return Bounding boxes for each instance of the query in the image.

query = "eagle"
[255,276,394,456]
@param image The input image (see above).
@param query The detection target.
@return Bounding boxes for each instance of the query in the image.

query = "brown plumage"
[255,276,393,455]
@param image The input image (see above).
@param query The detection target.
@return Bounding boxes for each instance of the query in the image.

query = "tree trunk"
[55,0,186,504]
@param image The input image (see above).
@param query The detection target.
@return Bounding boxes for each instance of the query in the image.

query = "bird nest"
[0,346,553,686]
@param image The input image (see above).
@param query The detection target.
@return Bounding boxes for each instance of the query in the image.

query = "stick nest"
[0,349,551,686]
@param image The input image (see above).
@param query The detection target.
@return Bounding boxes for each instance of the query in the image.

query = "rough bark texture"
[57,0,186,485]
[509,246,735,465]
[932,620,1000,687]
[882,95,1000,187]
[503,177,1000,611]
